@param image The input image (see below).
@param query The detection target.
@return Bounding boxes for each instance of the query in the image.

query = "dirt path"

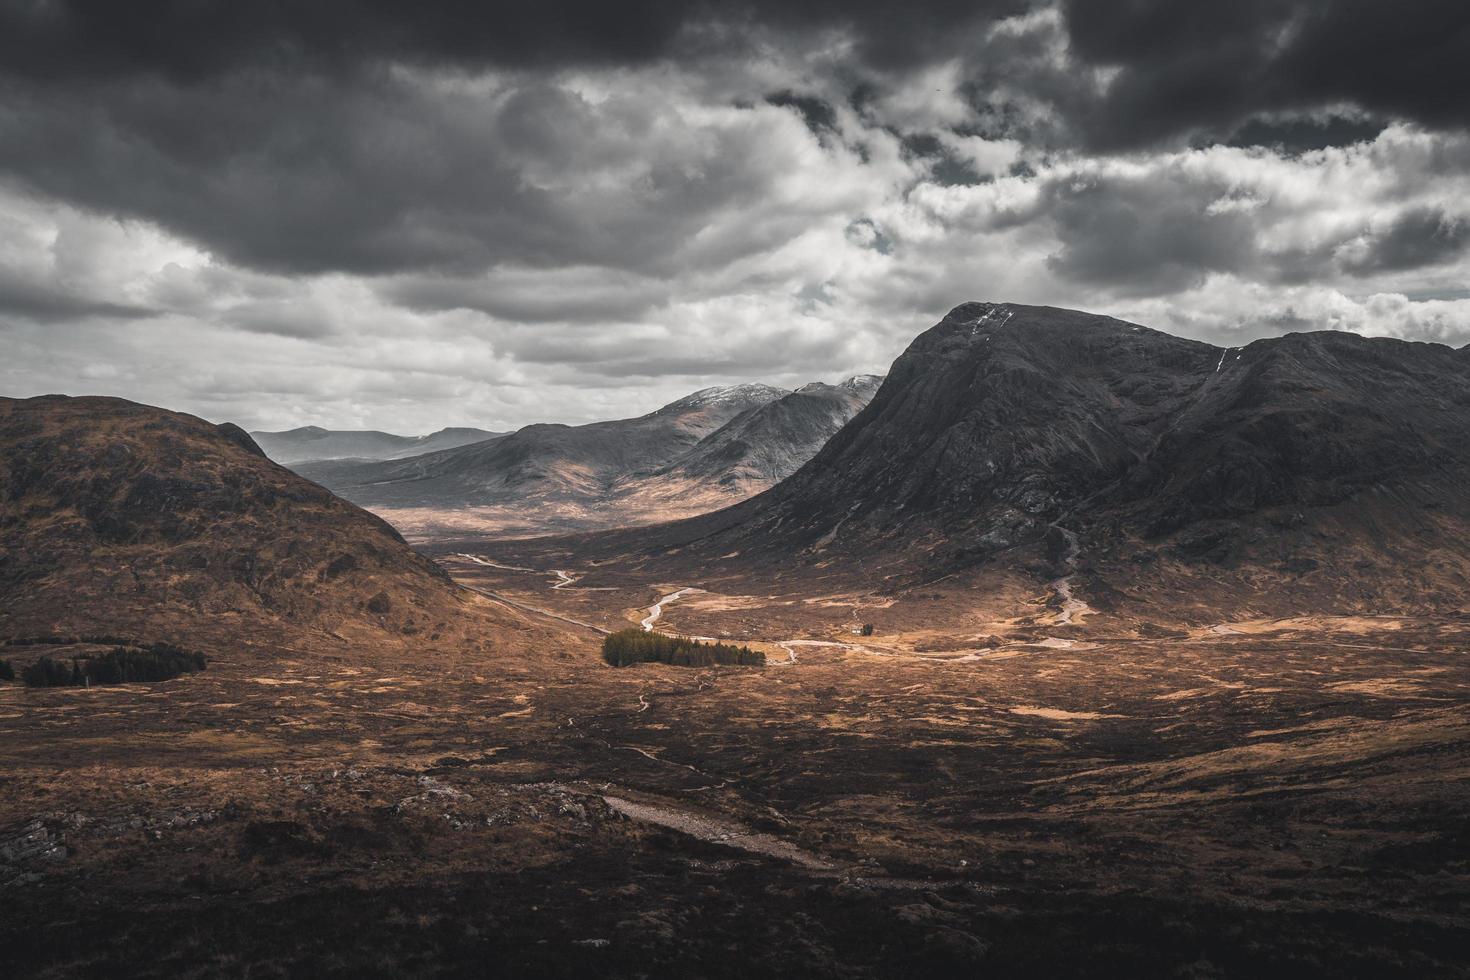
[457,553,538,573]
[596,790,979,890]
[461,583,609,636]
[601,794,836,870]
[458,554,588,594]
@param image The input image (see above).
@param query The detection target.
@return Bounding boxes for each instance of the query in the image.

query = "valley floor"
[2,550,1468,976]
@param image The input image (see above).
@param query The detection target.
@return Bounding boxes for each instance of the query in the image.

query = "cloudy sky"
[3,1,1468,433]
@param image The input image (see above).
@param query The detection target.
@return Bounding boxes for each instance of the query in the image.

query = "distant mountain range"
[12,303,1470,629]
[554,303,1470,618]
[250,425,507,464]
[295,377,881,538]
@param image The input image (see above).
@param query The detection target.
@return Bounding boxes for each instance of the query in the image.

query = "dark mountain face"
[1121,330,1470,535]
[585,303,1470,613]
[251,425,506,464]
[651,375,882,490]
[297,384,791,511]
[693,304,1220,554]
[0,396,533,649]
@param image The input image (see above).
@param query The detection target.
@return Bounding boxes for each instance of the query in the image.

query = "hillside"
[251,425,505,464]
[531,303,1470,618]
[642,376,882,491]
[0,395,559,652]
[295,383,813,537]
[587,375,883,523]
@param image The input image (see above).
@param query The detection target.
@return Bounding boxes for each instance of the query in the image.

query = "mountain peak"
[658,383,790,413]
[618,303,1470,619]
[794,374,884,397]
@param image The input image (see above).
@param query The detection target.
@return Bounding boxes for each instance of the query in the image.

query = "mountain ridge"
[251,424,507,464]
[296,378,881,537]
[515,302,1470,618]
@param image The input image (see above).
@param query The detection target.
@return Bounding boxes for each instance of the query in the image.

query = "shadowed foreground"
[2,584,1466,976]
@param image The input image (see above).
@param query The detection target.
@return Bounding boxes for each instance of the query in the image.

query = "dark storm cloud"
[0,73,843,279]
[0,268,154,321]
[0,0,1029,80]
[0,77,567,276]
[1344,207,1470,275]
[1062,0,1470,149]
[1027,173,1258,295]
[764,92,840,137]
[1,2,1463,157]
[0,1,1030,285]
[385,270,673,324]
[898,134,986,187]
[0,0,1463,289]
[1225,115,1387,154]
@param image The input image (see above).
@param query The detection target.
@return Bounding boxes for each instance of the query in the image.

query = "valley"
[4,305,1470,976]
[4,542,1466,975]
[9,1,1470,973]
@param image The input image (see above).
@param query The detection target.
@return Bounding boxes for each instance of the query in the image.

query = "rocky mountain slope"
[296,381,879,537]
[558,303,1470,617]
[0,395,557,652]
[298,384,787,508]
[251,425,505,464]
[642,376,882,492]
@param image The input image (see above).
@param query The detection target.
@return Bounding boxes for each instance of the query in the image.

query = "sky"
[2,0,1469,433]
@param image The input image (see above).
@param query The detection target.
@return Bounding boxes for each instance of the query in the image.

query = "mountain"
[0,395,553,652]
[295,382,826,537]
[643,376,883,492]
[560,303,1470,617]
[251,425,506,464]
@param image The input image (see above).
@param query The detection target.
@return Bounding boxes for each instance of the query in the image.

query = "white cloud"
[3,63,1468,434]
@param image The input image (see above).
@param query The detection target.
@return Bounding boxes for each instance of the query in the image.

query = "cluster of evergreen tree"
[602,629,764,668]
[21,644,209,688]
[0,659,14,682]
[22,657,77,687]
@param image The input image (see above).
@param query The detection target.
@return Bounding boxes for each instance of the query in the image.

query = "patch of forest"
[602,629,764,667]
[1,641,210,687]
